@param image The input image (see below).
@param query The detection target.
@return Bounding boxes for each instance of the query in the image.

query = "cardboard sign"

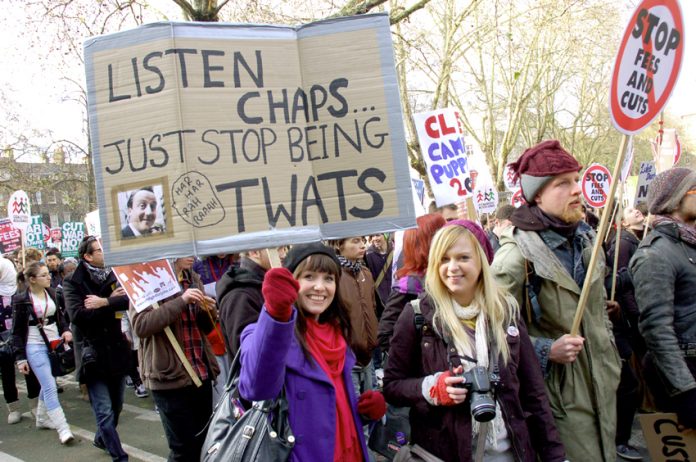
[474,185,498,215]
[61,222,85,258]
[84,15,415,266]
[413,107,471,206]
[582,163,612,208]
[609,0,684,135]
[511,189,526,208]
[639,413,696,462]
[7,190,31,233]
[634,161,657,206]
[113,259,180,312]
[24,215,46,250]
[503,163,519,191]
[0,219,22,254]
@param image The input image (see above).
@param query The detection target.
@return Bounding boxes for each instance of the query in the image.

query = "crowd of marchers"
[1,139,694,462]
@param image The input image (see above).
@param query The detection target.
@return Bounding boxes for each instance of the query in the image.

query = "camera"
[454,366,499,422]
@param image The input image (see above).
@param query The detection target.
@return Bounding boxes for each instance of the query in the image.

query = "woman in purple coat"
[238,243,386,461]
[383,221,567,462]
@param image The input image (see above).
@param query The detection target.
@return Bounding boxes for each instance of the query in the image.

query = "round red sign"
[582,164,612,208]
[609,0,684,135]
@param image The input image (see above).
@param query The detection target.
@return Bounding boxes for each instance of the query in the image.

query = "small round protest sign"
[7,190,31,233]
[582,164,612,208]
[609,0,684,135]
[511,189,526,208]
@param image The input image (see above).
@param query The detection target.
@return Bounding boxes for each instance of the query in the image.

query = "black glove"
[675,388,696,429]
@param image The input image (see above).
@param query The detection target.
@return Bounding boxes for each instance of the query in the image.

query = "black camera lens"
[470,393,496,422]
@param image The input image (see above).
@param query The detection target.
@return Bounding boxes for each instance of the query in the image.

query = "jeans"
[25,343,59,410]
[87,376,128,462]
[151,380,212,462]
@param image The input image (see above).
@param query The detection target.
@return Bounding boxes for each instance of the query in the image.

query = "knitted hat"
[283,242,341,274]
[647,167,696,215]
[445,219,495,265]
[510,140,582,203]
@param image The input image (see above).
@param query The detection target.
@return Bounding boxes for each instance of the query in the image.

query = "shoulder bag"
[27,293,75,377]
[200,349,295,462]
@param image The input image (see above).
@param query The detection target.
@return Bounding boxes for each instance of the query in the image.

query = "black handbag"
[368,404,411,460]
[0,330,13,362]
[200,349,295,461]
[27,299,75,377]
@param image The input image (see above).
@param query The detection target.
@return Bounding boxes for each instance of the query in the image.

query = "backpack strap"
[411,298,425,335]
[524,260,542,325]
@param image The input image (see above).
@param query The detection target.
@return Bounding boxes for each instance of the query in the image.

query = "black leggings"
[1,355,41,403]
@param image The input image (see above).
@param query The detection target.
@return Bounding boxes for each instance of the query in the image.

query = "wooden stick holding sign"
[465,197,478,222]
[266,248,282,269]
[571,134,628,335]
[153,302,203,388]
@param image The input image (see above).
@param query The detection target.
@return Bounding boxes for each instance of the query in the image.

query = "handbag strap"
[26,295,53,349]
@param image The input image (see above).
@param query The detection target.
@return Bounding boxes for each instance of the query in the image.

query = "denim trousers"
[151,380,212,462]
[25,343,60,410]
[87,376,128,462]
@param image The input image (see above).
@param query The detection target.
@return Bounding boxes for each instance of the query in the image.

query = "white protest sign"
[655,128,681,172]
[413,107,471,207]
[620,136,635,182]
[474,185,498,215]
[609,0,684,135]
[582,164,612,208]
[85,210,102,238]
[504,163,520,191]
[511,189,526,208]
[84,15,415,266]
[634,161,657,206]
[7,190,31,233]
[113,259,181,312]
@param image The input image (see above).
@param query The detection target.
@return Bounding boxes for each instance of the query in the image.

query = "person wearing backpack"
[383,220,566,461]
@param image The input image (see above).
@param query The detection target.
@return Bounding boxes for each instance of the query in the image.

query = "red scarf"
[305,319,363,462]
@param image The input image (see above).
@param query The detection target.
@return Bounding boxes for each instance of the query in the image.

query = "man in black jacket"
[63,236,131,462]
[216,249,270,360]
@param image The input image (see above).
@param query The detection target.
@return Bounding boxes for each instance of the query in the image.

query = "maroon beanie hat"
[446,219,494,265]
[510,140,582,203]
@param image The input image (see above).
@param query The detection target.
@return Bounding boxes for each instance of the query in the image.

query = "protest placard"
[24,215,46,250]
[413,107,471,207]
[582,164,612,208]
[638,413,696,462]
[84,14,415,266]
[511,189,526,208]
[84,210,101,238]
[634,161,657,206]
[620,136,635,183]
[474,185,498,215]
[609,0,684,135]
[112,259,180,312]
[504,163,519,191]
[61,222,85,258]
[7,190,31,234]
[0,219,22,254]
[49,228,62,252]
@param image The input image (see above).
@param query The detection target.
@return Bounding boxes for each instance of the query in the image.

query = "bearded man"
[491,140,621,462]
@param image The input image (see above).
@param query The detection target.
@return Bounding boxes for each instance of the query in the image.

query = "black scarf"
[84,261,112,284]
[652,215,696,247]
[510,205,581,238]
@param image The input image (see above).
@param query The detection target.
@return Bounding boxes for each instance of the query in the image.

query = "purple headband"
[445,219,494,265]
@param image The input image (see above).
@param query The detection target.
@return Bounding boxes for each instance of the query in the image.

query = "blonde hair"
[424,225,519,364]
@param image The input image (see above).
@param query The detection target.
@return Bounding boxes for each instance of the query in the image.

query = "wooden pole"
[571,134,629,335]
[153,302,203,388]
[21,230,26,269]
[610,185,624,301]
[266,248,281,269]
[465,196,478,222]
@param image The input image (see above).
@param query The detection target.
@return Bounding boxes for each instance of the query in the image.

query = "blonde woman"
[383,220,566,462]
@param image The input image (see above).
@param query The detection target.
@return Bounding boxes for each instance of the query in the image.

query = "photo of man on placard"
[118,186,166,239]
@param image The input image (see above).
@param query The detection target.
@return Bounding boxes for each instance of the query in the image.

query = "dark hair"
[397,213,446,278]
[635,202,648,216]
[24,261,47,281]
[78,235,98,260]
[291,253,352,360]
[126,186,155,209]
[45,248,62,259]
[495,204,516,221]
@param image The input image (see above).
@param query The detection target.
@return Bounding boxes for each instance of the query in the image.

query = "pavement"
[0,374,654,462]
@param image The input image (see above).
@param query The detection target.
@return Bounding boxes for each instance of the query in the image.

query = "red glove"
[262,268,300,321]
[429,371,456,406]
[357,390,386,420]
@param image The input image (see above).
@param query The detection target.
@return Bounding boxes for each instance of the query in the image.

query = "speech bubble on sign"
[609,0,684,135]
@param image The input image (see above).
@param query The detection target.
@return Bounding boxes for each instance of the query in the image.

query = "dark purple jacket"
[239,308,370,462]
[383,296,566,462]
